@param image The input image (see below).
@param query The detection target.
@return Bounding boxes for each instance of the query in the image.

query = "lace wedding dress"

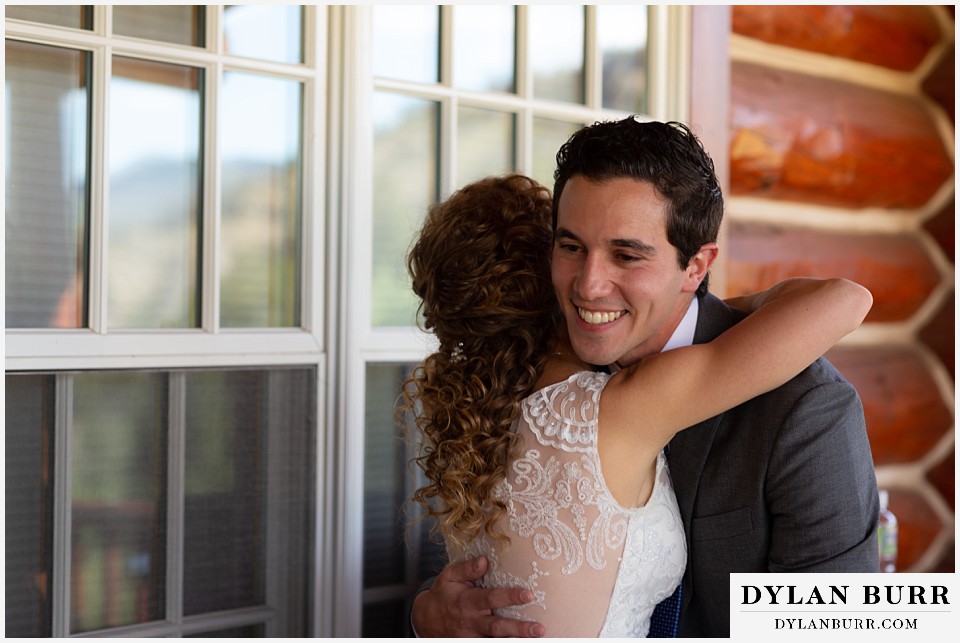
[447,371,686,638]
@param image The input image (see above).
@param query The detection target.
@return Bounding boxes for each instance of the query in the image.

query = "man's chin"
[568,340,620,369]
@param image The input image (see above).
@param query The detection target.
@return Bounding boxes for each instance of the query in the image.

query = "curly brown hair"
[404,174,560,549]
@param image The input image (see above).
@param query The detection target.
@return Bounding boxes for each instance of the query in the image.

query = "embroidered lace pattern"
[446,371,686,638]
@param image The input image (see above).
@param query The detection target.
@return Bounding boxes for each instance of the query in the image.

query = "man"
[411,117,879,637]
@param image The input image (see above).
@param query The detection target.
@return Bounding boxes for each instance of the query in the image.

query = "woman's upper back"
[447,371,686,637]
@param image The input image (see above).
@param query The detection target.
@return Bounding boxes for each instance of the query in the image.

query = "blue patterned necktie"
[647,583,682,637]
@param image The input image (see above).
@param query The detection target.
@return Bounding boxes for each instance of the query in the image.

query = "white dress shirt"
[661,296,699,353]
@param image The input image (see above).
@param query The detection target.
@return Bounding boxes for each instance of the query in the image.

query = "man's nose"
[576,255,612,299]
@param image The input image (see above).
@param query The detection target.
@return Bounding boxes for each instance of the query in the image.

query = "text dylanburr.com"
[731,573,958,640]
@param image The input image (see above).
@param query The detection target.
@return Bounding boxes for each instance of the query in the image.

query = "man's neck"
[611,297,699,372]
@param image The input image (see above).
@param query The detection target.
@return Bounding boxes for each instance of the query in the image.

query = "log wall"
[726,5,955,572]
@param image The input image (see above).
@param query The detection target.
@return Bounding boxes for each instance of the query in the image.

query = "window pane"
[599,6,649,113]
[220,73,302,328]
[5,4,92,29]
[532,117,582,189]
[109,57,201,329]
[363,363,414,589]
[373,5,439,84]
[183,371,264,614]
[5,41,89,329]
[457,106,515,187]
[71,371,168,633]
[224,5,303,64]
[530,5,585,104]
[5,373,56,637]
[362,363,445,637]
[183,368,315,635]
[453,5,516,93]
[113,5,204,47]
[372,93,438,327]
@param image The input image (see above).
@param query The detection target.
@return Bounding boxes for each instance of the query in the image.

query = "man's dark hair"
[553,117,723,296]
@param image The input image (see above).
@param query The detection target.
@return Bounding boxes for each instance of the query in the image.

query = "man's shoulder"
[696,292,855,394]
[693,293,745,343]
[772,354,854,400]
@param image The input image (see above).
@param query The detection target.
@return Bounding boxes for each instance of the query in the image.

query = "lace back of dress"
[482,372,629,637]
[445,371,684,638]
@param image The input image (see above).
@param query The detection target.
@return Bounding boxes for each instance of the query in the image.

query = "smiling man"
[551,174,716,369]
[411,118,879,638]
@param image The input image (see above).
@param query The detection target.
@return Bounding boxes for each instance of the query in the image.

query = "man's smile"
[576,307,625,325]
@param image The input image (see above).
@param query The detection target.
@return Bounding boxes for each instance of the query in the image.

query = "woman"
[403,174,871,637]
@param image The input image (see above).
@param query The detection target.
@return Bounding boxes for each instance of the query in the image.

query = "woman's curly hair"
[403,174,560,550]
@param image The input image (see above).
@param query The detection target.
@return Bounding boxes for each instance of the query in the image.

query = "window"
[5,39,90,329]
[5,5,323,637]
[353,5,689,636]
[6,368,315,637]
[6,4,691,638]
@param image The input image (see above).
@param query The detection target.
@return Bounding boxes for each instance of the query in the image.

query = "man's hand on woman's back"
[412,556,544,637]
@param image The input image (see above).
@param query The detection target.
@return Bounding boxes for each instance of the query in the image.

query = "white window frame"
[332,5,692,636]
[4,6,328,371]
[6,4,701,638]
[4,5,333,638]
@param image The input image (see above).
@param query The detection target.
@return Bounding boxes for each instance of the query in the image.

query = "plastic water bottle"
[877,489,898,573]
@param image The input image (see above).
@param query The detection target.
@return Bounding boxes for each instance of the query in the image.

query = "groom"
[411,118,880,637]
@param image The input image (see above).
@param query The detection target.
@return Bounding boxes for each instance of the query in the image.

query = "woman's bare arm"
[724,278,844,313]
[601,278,872,450]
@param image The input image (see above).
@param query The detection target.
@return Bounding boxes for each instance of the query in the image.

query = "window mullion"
[94,2,108,36]
[583,6,601,110]
[202,60,222,334]
[647,5,691,122]
[515,5,532,174]
[206,2,220,53]
[438,6,454,196]
[201,6,223,334]
[666,5,692,123]
[301,5,328,337]
[517,107,533,177]
[88,38,110,335]
[335,4,373,636]
[317,6,345,636]
[264,372,288,637]
[89,0,113,336]
[166,372,186,628]
[52,374,74,637]
[515,5,530,100]
[440,99,455,198]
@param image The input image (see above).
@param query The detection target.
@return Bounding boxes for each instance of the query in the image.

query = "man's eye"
[617,253,641,262]
[558,243,581,253]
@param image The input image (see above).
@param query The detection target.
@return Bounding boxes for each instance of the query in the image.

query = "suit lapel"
[668,294,741,521]
[668,414,720,533]
[666,294,743,606]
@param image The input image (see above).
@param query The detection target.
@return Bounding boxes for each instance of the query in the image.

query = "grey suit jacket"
[668,293,881,637]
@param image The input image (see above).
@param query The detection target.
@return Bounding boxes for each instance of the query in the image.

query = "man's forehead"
[555,195,668,238]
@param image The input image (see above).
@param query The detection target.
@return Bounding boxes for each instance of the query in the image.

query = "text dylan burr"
[742,585,949,606]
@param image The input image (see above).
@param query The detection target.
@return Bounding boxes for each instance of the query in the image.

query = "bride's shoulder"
[523,370,610,418]
[531,369,609,397]
[521,371,608,450]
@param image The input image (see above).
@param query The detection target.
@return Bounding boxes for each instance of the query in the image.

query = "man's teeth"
[577,308,624,325]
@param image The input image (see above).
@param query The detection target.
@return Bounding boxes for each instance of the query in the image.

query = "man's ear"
[681,243,719,293]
